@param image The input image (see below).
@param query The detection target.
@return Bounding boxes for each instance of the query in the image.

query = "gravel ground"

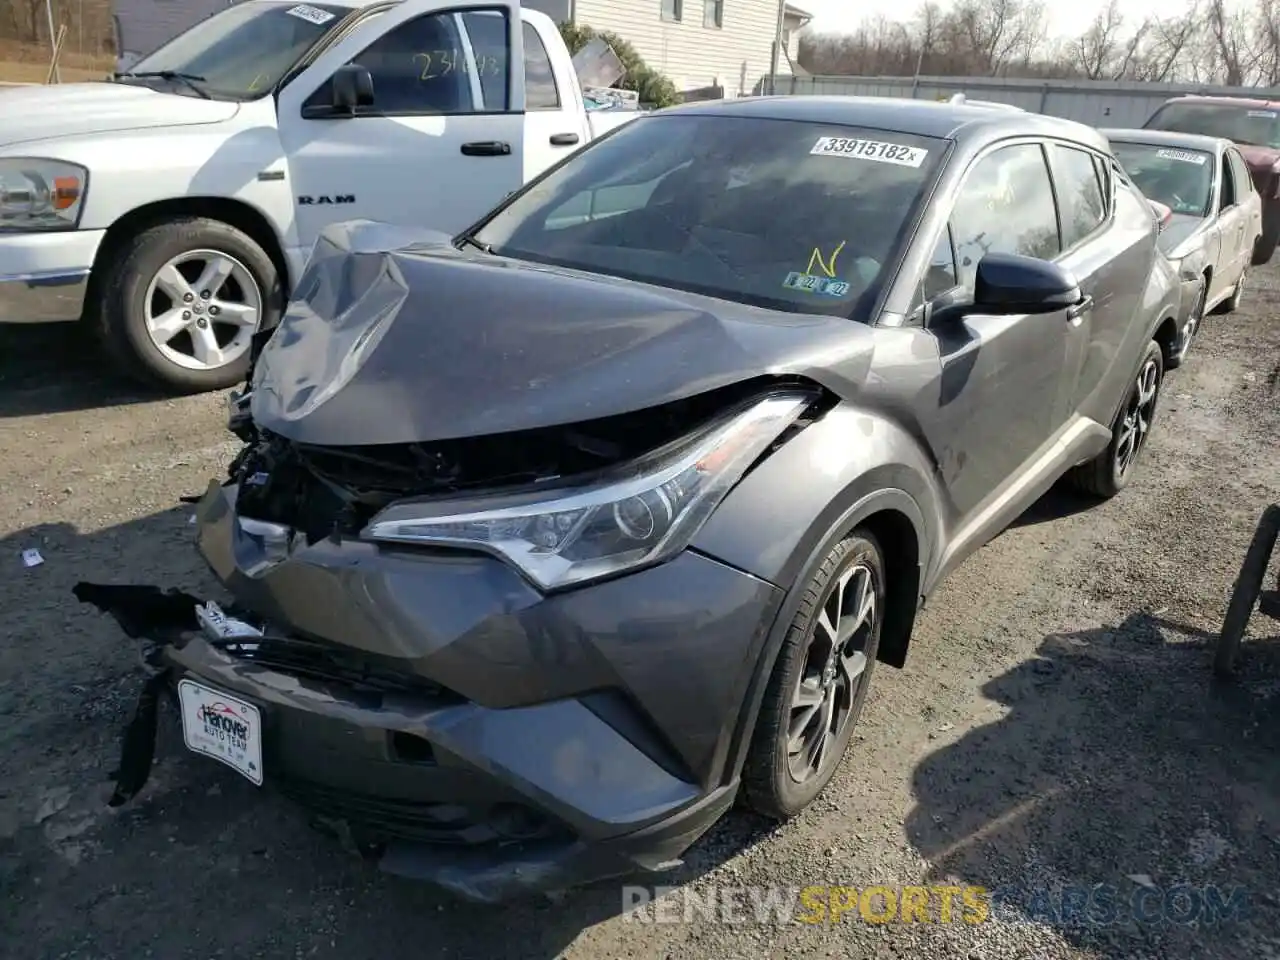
[1,274,1278,960]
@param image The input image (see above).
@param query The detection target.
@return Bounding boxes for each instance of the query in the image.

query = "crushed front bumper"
[79,479,784,901]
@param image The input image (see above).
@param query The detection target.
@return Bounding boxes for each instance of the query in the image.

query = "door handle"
[461,141,511,157]
[549,132,580,146]
[1066,295,1094,321]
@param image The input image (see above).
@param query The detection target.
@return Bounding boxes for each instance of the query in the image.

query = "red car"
[1145,95,1280,264]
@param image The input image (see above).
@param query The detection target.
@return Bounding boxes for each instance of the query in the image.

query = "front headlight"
[364,391,814,590]
[0,158,87,231]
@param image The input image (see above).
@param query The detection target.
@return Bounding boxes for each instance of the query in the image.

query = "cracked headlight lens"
[364,392,813,590]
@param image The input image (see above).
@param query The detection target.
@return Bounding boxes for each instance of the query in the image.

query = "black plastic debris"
[73,583,205,807]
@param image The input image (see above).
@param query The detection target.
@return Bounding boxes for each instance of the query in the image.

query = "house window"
[703,0,723,27]
[661,0,682,22]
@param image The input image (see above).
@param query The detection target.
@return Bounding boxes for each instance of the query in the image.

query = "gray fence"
[774,74,1280,129]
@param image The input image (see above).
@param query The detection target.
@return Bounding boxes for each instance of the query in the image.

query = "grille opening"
[390,730,437,764]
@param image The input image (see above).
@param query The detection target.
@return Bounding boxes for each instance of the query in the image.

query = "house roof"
[783,3,813,21]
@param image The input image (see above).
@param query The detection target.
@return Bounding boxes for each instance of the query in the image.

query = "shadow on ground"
[0,324,166,417]
[0,506,779,958]
[906,610,1280,957]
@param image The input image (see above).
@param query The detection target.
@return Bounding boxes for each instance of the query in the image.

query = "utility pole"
[767,0,785,95]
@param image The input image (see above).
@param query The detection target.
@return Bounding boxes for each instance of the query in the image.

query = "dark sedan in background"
[1103,128,1261,364]
[81,96,1184,903]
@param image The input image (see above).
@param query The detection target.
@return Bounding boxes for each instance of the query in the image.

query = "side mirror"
[332,63,374,113]
[972,252,1081,315]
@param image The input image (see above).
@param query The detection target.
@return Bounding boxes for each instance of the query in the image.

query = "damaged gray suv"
[80,96,1182,903]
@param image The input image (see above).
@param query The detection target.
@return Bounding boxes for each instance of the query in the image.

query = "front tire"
[1068,339,1163,499]
[741,531,885,820]
[95,217,283,393]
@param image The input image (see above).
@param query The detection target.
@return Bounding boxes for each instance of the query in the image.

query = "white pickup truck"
[0,0,636,391]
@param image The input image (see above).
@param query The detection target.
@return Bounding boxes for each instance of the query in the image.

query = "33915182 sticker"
[286,3,336,24]
[1156,148,1208,166]
[810,136,928,168]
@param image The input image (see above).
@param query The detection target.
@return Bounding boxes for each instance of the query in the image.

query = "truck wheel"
[96,217,283,393]
[1068,339,1163,499]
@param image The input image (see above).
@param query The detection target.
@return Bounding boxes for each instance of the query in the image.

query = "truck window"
[303,9,512,115]
[523,21,560,110]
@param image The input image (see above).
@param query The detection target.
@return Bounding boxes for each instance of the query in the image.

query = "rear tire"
[94,217,283,394]
[1215,270,1246,315]
[741,531,885,820]
[1251,227,1276,266]
[1068,339,1163,499]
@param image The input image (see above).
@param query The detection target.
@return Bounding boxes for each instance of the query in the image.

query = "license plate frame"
[176,679,264,786]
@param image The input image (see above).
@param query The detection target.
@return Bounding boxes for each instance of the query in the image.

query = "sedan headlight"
[0,158,87,231]
[364,391,814,590]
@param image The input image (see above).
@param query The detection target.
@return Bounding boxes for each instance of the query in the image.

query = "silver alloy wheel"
[787,560,876,783]
[1114,356,1160,479]
[143,249,262,371]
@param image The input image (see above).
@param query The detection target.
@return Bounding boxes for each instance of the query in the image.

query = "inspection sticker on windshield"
[810,136,928,167]
[1156,148,1207,165]
[285,3,335,24]
[1248,109,1278,118]
[783,272,850,297]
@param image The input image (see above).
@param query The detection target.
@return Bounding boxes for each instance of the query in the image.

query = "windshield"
[1111,142,1215,217]
[1146,101,1280,149]
[122,2,349,100]
[470,114,947,318]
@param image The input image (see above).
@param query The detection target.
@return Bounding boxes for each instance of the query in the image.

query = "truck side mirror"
[332,64,374,114]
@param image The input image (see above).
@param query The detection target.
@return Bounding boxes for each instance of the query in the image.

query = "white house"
[526,0,812,97]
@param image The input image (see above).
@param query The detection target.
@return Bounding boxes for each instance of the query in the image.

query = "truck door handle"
[1066,295,1094,321]
[550,132,580,146]
[461,141,511,157]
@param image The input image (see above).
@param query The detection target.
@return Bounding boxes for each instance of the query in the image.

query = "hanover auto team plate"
[177,679,264,786]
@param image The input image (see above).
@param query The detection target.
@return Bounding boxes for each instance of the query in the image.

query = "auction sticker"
[1156,148,1208,165]
[810,136,928,167]
[178,679,264,786]
[784,272,851,296]
[1248,110,1277,118]
[286,3,336,24]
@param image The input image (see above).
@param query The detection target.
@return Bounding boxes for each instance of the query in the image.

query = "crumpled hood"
[1158,213,1208,259]
[0,82,238,148]
[250,220,875,446]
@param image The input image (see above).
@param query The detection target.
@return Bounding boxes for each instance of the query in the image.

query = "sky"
[800,0,1181,42]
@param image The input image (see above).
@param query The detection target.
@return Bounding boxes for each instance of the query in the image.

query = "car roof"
[1160,94,1280,110]
[1101,128,1228,152]
[658,95,1111,151]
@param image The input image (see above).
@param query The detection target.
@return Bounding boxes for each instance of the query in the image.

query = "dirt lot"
[1,273,1278,959]
[0,40,112,84]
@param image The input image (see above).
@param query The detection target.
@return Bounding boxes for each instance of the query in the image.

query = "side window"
[460,11,509,112]
[1091,153,1112,211]
[1053,144,1107,249]
[303,9,511,116]
[950,143,1061,290]
[1229,150,1255,198]
[922,225,958,300]
[523,21,559,109]
[1220,153,1237,210]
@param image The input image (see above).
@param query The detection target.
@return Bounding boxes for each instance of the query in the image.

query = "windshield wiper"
[457,235,492,254]
[115,71,211,100]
